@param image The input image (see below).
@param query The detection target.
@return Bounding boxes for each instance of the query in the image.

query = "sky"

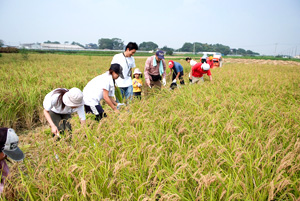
[1,0,300,55]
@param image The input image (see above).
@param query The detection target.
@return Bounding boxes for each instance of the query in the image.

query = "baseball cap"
[110,63,124,79]
[156,50,165,59]
[63,88,84,107]
[0,128,24,161]
[168,60,174,68]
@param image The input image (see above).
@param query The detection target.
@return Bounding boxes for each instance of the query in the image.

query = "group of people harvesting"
[0,42,216,194]
[43,42,216,137]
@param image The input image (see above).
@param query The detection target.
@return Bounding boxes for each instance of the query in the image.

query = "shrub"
[0,47,19,53]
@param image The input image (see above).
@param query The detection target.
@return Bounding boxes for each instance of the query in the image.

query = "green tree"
[98,38,124,50]
[139,42,158,51]
[44,40,60,44]
[0,39,4,47]
[112,38,124,50]
[180,42,193,52]
[161,46,174,55]
[71,41,84,48]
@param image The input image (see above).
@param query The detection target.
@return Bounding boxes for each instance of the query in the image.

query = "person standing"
[0,128,24,194]
[132,68,143,99]
[111,42,138,102]
[144,50,167,89]
[83,64,124,121]
[43,87,86,137]
[168,60,185,86]
[185,57,197,83]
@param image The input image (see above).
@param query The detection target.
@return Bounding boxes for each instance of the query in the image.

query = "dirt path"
[224,58,300,66]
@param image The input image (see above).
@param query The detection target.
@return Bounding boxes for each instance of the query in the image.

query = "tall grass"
[0,54,300,200]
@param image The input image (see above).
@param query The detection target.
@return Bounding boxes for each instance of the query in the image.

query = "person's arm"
[109,96,118,106]
[176,72,180,80]
[209,75,213,82]
[103,89,119,113]
[132,79,138,88]
[43,109,59,135]
[167,68,172,76]
[0,152,6,161]
[144,58,151,87]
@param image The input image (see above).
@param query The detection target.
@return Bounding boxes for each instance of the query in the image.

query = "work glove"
[137,83,142,87]
[172,79,176,83]
[117,103,125,110]
[162,78,166,86]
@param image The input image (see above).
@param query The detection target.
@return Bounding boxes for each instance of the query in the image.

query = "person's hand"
[162,78,166,86]
[172,79,176,83]
[51,125,60,137]
[146,79,151,87]
[137,83,142,87]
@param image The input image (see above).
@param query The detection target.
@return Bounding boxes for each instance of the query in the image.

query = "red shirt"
[192,63,212,77]
[207,60,214,69]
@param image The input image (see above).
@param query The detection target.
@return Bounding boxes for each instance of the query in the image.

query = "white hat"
[201,63,210,71]
[133,68,142,75]
[62,88,84,107]
[0,128,24,161]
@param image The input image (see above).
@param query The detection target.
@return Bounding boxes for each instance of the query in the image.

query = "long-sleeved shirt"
[144,55,166,81]
[132,78,142,92]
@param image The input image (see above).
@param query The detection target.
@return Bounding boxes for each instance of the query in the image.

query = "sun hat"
[168,60,174,68]
[133,68,142,75]
[110,63,124,79]
[201,63,210,71]
[209,56,213,60]
[62,87,84,107]
[0,128,24,161]
[156,50,165,59]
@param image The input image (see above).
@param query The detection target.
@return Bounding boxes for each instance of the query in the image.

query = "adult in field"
[144,50,167,89]
[168,60,185,88]
[43,87,86,137]
[83,64,124,121]
[207,56,214,69]
[111,42,138,102]
[0,128,24,194]
[186,57,198,83]
[191,58,213,83]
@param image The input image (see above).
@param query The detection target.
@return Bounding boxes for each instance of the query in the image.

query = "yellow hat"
[209,56,213,60]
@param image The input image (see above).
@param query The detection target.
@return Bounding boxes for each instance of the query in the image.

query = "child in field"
[132,68,143,99]
[0,128,24,195]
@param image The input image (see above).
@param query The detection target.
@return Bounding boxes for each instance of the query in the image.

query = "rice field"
[0,53,300,200]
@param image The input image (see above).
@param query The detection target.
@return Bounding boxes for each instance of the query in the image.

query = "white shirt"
[83,72,115,106]
[190,59,197,67]
[111,53,136,87]
[43,89,86,120]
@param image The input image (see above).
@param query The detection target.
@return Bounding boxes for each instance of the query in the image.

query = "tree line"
[96,38,259,56]
[0,38,260,56]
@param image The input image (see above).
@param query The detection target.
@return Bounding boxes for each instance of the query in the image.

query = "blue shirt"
[173,61,184,73]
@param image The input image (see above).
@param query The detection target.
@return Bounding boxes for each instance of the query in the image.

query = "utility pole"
[274,43,278,56]
[193,43,195,55]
